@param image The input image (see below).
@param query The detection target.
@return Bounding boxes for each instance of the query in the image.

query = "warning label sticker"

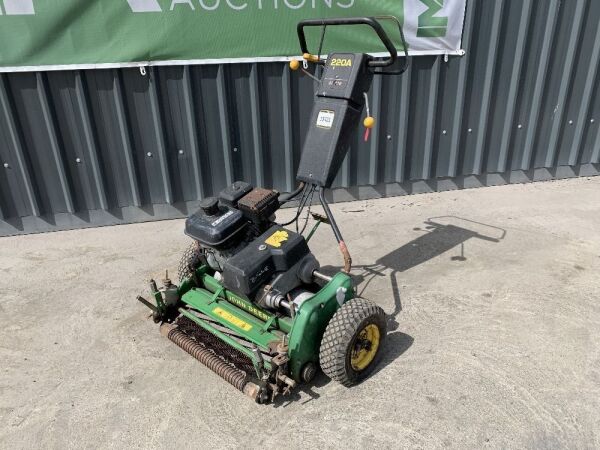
[213,307,253,331]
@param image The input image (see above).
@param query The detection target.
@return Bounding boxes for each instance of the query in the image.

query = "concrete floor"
[1,176,599,449]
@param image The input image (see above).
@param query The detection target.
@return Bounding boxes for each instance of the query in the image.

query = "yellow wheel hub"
[350,324,381,371]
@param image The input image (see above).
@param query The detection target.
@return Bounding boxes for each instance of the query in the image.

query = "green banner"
[0,0,466,71]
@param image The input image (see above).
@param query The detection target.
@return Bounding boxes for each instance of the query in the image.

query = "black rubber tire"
[319,298,387,387]
[177,242,204,283]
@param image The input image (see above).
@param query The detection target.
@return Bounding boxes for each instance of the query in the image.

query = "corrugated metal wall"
[1,0,599,236]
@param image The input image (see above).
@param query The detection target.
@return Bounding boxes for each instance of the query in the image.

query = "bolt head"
[442,130,447,135]
[3,163,9,169]
[146,152,152,157]
[75,158,81,163]
[569,120,573,125]
[518,124,523,129]
[468,128,473,133]
[591,119,595,124]
[178,149,184,155]
[258,244,267,251]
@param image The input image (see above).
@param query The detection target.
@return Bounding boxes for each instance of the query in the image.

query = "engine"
[184,181,319,312]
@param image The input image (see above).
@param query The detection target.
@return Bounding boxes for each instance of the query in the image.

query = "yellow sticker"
[213,307,252,331]
[265,230,288,248]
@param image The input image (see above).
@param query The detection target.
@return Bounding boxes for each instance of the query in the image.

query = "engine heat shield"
[222,225,310,295]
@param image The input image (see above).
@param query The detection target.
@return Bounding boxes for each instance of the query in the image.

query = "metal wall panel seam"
[36,72,75,214]
[544,0,586,167]
[568,4,600,165]
[75,71,108,210]
[520,0,561,169]
[340,150,350,188]
[112,69,142,207]
[0,74,40,217]
[421,57,440,180]
[368,75,382,185]
[394,63,411,183]
[497,0,532,172]
[472,0,504,174]
[216,64,234,186]
[249,63,265,187]
[148,67,173,204]
[182,65,204,199]
[448,0,475,178]
[592,127,600,164]
[281,65,294,192]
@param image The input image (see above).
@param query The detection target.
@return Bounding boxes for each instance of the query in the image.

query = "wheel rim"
[350,323,381,371]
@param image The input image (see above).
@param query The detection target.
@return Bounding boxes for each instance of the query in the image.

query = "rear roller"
[160,322,268,403]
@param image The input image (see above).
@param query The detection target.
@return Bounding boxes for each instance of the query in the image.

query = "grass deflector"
[138,17,410,403]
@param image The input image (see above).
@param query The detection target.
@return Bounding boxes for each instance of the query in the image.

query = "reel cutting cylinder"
[160,323,266,403]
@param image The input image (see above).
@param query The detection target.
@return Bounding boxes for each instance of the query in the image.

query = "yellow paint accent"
[350,323,381,371]
[265,230,289,248]
[213,307,252,331]
[363,116,375,129]
[289,59,300,71]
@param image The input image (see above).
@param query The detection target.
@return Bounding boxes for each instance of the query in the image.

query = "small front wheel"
[319,298,387,386]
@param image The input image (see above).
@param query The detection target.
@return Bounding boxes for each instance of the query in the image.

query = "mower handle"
[297,17,398,68]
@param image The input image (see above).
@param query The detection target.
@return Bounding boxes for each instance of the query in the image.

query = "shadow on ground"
[317,216,507,379]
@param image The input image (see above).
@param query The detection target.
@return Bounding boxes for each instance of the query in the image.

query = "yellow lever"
[303,53,320,63]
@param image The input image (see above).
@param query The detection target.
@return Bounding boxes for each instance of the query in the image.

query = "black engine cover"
[184,203,246,248]
[222,225,310,295]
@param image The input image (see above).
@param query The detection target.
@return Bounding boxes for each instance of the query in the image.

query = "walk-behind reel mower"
[138,17,409,403]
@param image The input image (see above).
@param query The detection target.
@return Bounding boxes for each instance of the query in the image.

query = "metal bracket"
[336,287,347,306]
[209,286,224,304]
[261,314,276,334]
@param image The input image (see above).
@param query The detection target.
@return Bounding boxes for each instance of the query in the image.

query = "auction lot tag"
[316,110,335,129]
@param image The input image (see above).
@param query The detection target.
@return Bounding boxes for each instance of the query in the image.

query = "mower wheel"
[177,242,204,283]
[319,298,387,386]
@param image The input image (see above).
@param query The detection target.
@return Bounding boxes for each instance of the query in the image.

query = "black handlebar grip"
[296,17,398,68]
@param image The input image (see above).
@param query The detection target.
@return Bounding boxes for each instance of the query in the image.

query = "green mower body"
[163,265,355,400]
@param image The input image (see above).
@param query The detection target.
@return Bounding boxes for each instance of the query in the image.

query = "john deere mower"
[138,17,409,403]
